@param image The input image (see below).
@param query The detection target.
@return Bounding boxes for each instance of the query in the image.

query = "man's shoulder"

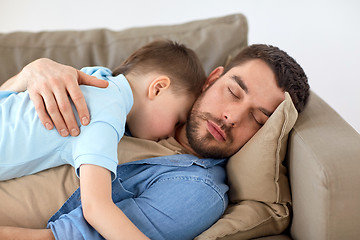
[121,155,228,195]
[126,154,226,167]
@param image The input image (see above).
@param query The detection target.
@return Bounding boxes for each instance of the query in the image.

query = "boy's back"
[0,67,133,180]
[0,90,67,179]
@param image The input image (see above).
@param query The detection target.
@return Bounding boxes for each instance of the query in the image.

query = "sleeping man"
[0,44,309,240]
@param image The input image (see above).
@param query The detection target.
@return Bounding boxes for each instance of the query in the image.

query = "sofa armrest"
[287,91,360,240]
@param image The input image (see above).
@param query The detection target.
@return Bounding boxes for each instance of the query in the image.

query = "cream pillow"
[196,92,298,239]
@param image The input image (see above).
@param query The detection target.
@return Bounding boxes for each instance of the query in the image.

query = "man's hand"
[23,58,108,136]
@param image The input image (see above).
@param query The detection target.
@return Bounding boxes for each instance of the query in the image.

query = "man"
[0,44,309,240]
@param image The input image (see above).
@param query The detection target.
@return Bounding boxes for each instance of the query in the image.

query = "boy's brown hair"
[113,40,206,96]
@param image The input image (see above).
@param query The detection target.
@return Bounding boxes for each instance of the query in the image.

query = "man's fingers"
[53,89,80,136]
[31,93,54,131]
[27,64,107,137]
[71,70,108,126]
[66,76,90,126]
[41,92,69,137]
[68,89,90,127]
[77,70,109,88]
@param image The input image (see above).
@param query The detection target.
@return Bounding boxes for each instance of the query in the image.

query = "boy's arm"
[79,164,150,240]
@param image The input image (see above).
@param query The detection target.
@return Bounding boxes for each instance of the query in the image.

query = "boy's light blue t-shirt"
[0,67,133,180]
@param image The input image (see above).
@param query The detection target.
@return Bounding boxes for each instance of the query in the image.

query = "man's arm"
[79,165,149,240]
[0,74,27,92]
[0,58,108,136]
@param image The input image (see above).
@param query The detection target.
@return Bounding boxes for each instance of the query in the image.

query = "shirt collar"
[120,154,227,169]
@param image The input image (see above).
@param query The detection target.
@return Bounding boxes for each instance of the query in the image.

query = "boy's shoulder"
[80,66,112,78]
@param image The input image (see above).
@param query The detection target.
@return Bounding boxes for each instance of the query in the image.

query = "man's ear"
[203,66,224,91]
[147,76,171,100]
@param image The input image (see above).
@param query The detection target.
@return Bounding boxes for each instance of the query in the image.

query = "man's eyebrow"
[231,75,248,93]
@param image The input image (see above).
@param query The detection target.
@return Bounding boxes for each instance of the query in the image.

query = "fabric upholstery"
[288,92,360,240]
[0,14,248,84]
[3,13,358,240]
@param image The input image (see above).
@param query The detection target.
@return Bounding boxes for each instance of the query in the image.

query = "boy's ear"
[203,66,224,91]
[148,76,171,100]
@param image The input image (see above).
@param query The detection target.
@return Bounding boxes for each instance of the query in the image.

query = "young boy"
[0,40,206,239]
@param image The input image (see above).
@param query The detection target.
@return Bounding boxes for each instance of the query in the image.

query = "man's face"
[186,59,285,158]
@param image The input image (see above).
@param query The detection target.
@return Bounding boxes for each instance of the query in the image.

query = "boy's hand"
[23,58,108,136]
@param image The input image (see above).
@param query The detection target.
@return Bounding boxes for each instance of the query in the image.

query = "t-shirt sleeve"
[72,121,121,180]
[71,68,130,180]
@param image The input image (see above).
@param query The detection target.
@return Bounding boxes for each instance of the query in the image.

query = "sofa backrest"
[0,14,248,85]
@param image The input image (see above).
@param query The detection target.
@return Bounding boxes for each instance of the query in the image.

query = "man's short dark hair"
[224,44,310,112]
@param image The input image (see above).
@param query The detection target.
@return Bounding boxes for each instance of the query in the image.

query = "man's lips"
[207,120,226,142]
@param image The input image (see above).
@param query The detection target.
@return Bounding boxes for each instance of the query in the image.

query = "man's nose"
[222,104,247,128]
[223,115,236,127]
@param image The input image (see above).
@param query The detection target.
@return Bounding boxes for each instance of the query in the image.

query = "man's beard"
[186,108,232,159]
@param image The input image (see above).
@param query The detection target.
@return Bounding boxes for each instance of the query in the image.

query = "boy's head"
[113,40,206,141]
[113,40,206,97]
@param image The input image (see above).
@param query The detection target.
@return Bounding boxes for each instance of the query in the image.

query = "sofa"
[1,13,359,240]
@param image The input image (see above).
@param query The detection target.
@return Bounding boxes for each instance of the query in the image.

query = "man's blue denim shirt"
[47,154,228,240]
